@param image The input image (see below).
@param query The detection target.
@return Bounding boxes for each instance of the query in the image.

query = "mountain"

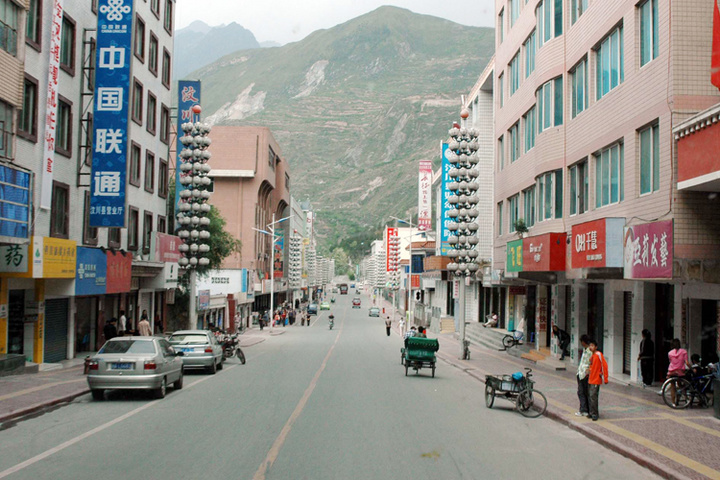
[260,41,282,48]
[192,6,494,254]
[174,21,261,79]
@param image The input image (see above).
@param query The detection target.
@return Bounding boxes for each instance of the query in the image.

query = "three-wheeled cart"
[403,337,439,377]
[484,368,547,417]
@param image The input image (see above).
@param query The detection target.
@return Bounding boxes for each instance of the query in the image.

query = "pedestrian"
[637,329,654,387]
[552,325,571,360]
[416,326,427,338]
[118,310,127,335]
[385,317,392,336]
[138,314,152,336]
[260,311,267,330]
[662,338,691,401]
[154,312,163,334]
[103,318,118,341]
[587,339,609,421]
[575,334,592,418]
[483,312,498,328]
[398,318,405,334]
[403,326,417,340]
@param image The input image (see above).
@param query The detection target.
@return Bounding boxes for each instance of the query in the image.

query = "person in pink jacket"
[664,338,691,405]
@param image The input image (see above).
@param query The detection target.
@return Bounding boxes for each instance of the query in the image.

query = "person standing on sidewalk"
[385,317,392,336]
[138,315,152,336]
[552,325,571,360]
[637,329,655,387]
[103,318,118,342]
[587,339,609,421]
[118,310,127,336]
[575,334,592,417]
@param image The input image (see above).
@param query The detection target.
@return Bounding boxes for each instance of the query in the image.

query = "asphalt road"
[0,295,658,480]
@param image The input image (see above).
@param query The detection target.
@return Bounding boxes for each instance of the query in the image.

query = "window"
[537,170,562,221]
[537,77,563,132]
[134,14,145,62]
[160,104,170,144]
[0,0,19,55]
[162,48,171,89]
[269,146,277,170]
[569,160,588,215]
[639,0,658,67]
[83,113,93,166]
[132,78,143,125]
[571,58,587,118]
[497,135,504,170]
[523,186,536,227]
[19,76,38,142]
[157,215,166,234]
[509,123,520,163]
[508,195,519,233]
[0,101,14,159]
[129,142,141,186]
[639,124,660,195]
[596,26,624,100]
[56,97,72,157]
[536,0,562,48]
[146,92,157,134]
[149,32,158,76]
[510,0,520,27]
[509,51,521,95]
[164,0,173,34]
[83,191,98,245]
[60,14,76,75]
[144,151,155,193]
[108,228,121,248]
[523,106,536,153]
[497,202,503,236]
[498,9,504,44]
[87,38,96,92]
[158,158,168,198]
[128,207,139,251]
[595,142,624,208]
[285,172,290,191]
[143,211,153,254]
[26,0,41,50]
[571,0,588,25]
[524,30,536,78]
[498,72,504,108]
[50,181,69,238]
[151,0,160,18]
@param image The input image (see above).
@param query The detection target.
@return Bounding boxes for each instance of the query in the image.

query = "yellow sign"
[41,237,76,278]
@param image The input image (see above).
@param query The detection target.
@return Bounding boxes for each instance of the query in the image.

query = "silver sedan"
[87,337,184,400]
[168,330,224,374]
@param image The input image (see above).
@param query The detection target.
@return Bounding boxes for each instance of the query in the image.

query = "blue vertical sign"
[89,0,134,227]
[440,143,453,255]
[175,81,201,218]
[241,268,247,293]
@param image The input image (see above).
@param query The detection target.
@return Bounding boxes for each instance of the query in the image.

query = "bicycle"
[661,366,716,409]
[501,330,523,350]
[485,367,547,418]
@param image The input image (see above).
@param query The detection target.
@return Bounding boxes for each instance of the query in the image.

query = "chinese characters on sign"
[439,143,453,255]
[571,218,624,269]
[90,0,134,227]
[418,160,432,231]
[521,233,566,272]
[385,227,398,272]
[175,81,201,215]
[39,0,64,209]
[506,239,523,272]
[623,220,673,279]
[76,247,107,295]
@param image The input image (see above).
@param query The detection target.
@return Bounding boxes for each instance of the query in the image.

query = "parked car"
[307,303,318,315]
[352,297,361,308]
[320,302,331,310]
[87,337,184,400]
[167,330,224,374]
[368,307,380,317]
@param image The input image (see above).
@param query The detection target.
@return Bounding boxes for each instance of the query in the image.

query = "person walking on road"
[118,310,127,335]
[575,334,592,417]
[587,339,609,421]
[385,317,392,336]
[138,314,152,336]
[637,329,655,387]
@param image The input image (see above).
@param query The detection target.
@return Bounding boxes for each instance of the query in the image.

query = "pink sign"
[154,233,182,263]
[418,160,432,231]
[623,220,673,279]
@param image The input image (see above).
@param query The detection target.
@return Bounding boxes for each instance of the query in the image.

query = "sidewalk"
[0,327,276,426]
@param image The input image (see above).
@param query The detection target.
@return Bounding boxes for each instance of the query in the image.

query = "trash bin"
[715,379,720,420]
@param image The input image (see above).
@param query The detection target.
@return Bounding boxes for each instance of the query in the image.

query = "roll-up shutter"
[44,298,69,363]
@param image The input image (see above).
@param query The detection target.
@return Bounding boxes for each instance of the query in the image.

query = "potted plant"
[513,218,529,238]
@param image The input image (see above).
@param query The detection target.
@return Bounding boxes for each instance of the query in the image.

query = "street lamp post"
[390,216,417,328]
[253,213,292,333]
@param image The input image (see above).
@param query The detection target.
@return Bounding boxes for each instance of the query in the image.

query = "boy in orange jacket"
[587,339,608,421]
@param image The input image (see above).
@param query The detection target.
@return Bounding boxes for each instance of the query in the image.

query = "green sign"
[506,239,523,272]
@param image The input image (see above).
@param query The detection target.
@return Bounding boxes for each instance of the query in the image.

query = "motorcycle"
[328,315,335,330]
[221,334,246,364]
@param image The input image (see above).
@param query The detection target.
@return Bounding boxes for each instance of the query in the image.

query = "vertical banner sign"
[273,228,284,279]
[90,0,134,227]
[175,81,201,216]
[385,227,398,272]
[439,143,453,255]
[306,211,314,239]
[418,160,432,231]
[39,0,64,209]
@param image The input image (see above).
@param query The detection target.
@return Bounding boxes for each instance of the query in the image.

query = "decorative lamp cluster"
[288,235,302,289]
[446,109,481,277]
[387,232,401,289]
[176,105,213,268]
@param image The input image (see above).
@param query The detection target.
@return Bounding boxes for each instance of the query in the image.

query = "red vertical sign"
[713,0,720,90]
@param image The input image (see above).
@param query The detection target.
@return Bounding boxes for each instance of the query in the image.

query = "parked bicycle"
[661,363,716,409]
[501,330,523,350]
[485,368,547,418]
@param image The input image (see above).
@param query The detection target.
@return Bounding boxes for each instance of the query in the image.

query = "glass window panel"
[640,1,651,66]
[611,146,619,203]
[640,127,651,194]
[570,166,577,215]
[619,27,624,83]
[602,39,610,96]
[652,0,658,60]
[652,125,659,191]
[602,150,610,206]
[595,155,602,208]
[544,83,552,129]
[555,170,563,218]
[554,0,562,37]
[611,31,619,89]
[620,144,625,201]
[545,174,552,219]
[537,4,544,47]
[554,77,563,126]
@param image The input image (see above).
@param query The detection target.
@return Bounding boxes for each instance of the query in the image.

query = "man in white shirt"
[118,310,127,335]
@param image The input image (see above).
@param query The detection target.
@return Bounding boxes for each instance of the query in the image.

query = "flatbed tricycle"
[403,337,439,377]
[484,368,547,417]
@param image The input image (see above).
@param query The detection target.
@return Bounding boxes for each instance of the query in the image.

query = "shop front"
[74,247,108,353]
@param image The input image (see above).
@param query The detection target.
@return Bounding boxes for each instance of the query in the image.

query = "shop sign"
[439,143,453,255]
[106,251,132,293]
[175,80,201,214]
[42,237,76,278]
[75,247,107,295]
[241,268,247,293]
[453,279,459,299]
[509,286,526,295]
[623,220,673,279]
[0,244,29,274]
[273,228,284,279]
[506,239,523,272]
[418,160,432,231]
[385,227,398,272]
[571,218,624,269]
[152,233,182,263]
[411,274,420,289]
[164,263,178,288]
[198,290,210,310]
[522,233,566,272]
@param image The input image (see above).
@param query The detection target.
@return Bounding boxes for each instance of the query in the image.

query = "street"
[0,295,657,480]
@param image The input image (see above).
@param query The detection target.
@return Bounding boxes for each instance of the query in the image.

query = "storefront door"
[701,300,719,364]
[7,290,24,355]
[588,283,604,352]
[654,283,674,380]
[623,292,632,375]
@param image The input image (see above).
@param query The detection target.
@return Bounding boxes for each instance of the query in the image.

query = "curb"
[239,337,266,347]
[0,388,90,426]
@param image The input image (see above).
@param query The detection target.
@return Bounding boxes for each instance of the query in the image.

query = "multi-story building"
[1,0,177,364]
[492,0,720,380]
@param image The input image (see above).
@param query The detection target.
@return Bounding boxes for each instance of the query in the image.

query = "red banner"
[154,232,182,263]
[411,274,420,289]
[106,251,132,294]
[522,233,566,272]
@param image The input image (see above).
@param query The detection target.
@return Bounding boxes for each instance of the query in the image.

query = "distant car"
[87,336,184,400]
[307,303,318,315]
[320,302,330,310]
[350,284,355,288]
[168,330,224,374]
[368,307,380,317]
[352,297,361,308]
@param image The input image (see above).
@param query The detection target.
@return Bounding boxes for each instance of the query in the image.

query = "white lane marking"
[0,365,237,479]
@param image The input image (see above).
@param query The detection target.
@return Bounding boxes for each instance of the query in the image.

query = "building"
[491,0,720,380]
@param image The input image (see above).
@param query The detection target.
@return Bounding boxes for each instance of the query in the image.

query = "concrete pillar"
[605,283,624,376]
[536,286,548,350]
[551,284,567,357]
[68,297,77,359]
[33,280,45,364]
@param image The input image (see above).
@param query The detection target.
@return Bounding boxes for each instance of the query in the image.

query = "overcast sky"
[176,0,495,45]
